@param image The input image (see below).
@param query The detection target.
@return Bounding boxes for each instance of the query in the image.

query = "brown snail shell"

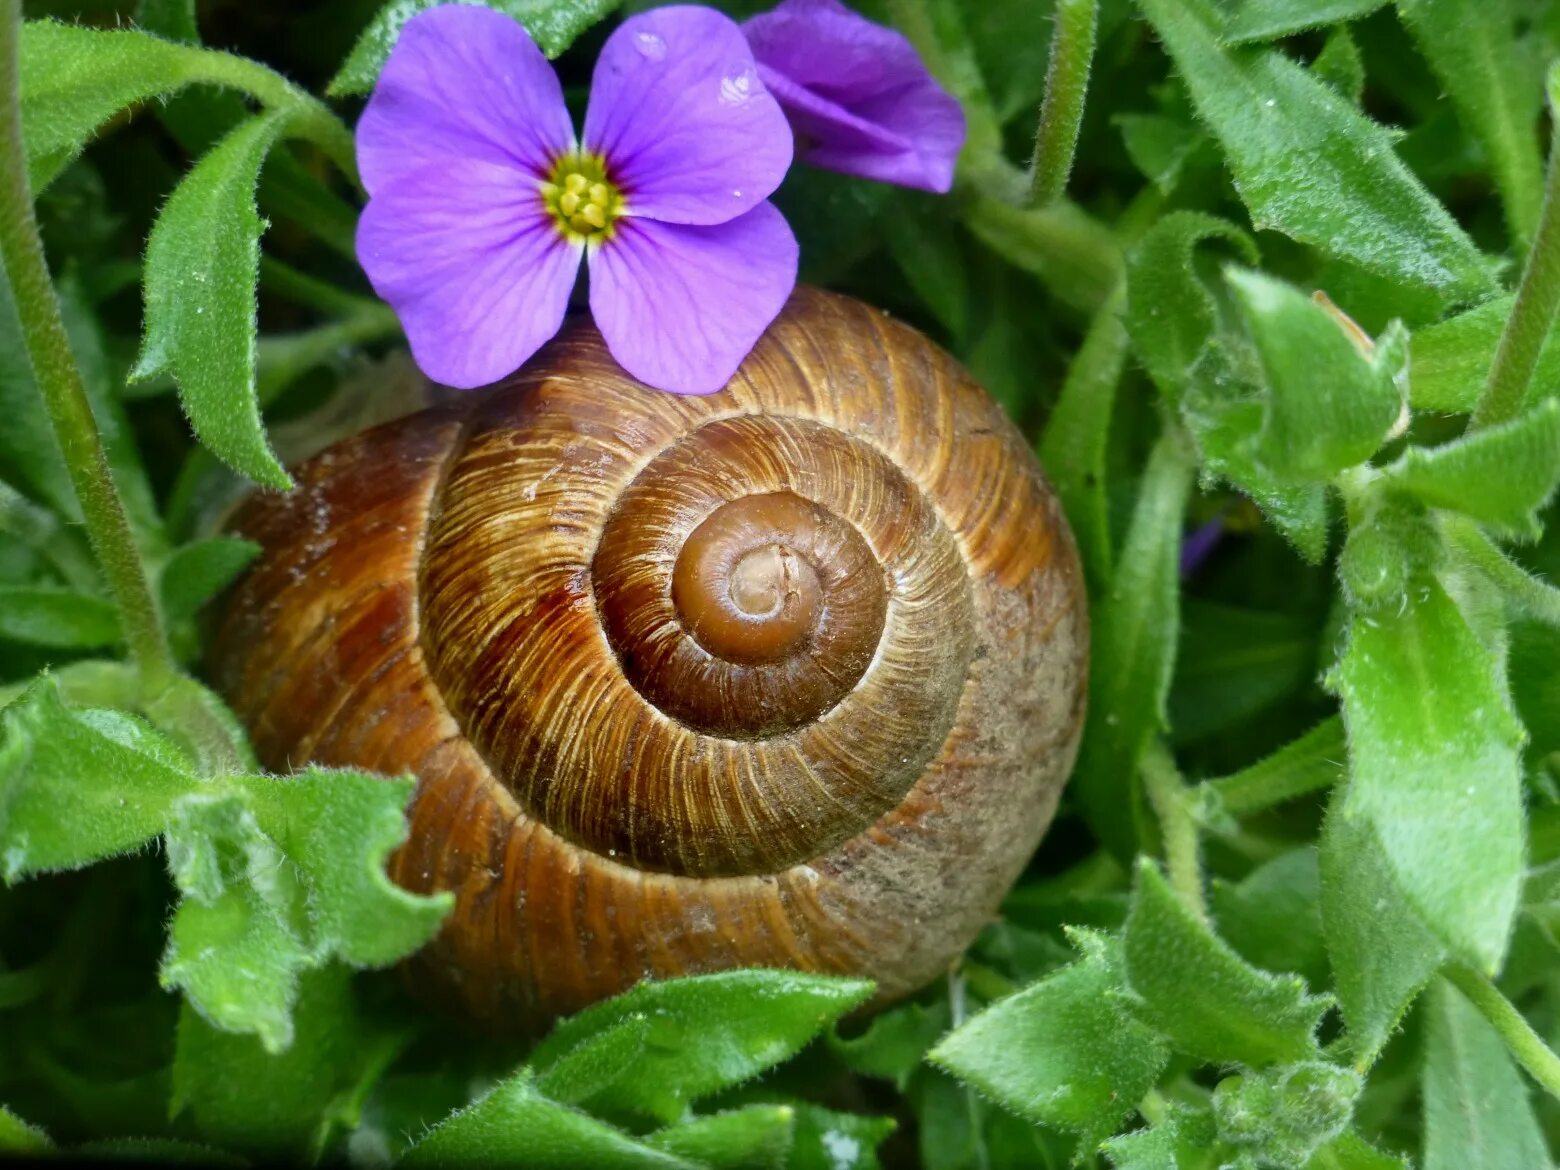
[208,287,1088,1026]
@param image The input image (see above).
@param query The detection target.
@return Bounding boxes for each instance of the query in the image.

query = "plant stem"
[1205,716,1348,817]
[0,0,175,690]
[260,256,382,317]
[1142,738,1208,923]
[1444,964,1560,1102]
[1472,103,1560,429]
[1029,0,1097,207]
[1443,514,1560,626]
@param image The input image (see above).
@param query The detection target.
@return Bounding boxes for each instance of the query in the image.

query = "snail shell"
[209,287,1088,1025]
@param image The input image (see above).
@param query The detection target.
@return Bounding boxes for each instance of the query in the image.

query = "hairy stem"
[1473,98,1560,429]
[1029,0,1098,207]
[1443,514,1560,626]
[1142,738,1207,923]
[1445,964,1560,1102]
[0,0,175,688]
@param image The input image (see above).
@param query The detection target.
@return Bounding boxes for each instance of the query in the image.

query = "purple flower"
[356,4,798,394]
[743,0,965,193]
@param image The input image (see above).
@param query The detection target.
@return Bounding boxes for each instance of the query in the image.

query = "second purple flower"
[356,4,799,395]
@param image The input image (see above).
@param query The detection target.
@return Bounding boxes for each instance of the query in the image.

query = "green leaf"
[528,971,874,1125]
[1397,0,1545,248]
[160,791,311,1051]
[133,112,293,489]
[1211,1062,1362,1167]
[929,930,1169,1147]
[829,1001,950,1092]
[0,679,196,881]
[329,0,624,96]
[1220,0,1387,43]
[1102,1106,1222,1169]
[0,1106,50,1154]
[1311,26,1365,106]
[1227,269,1402,482]
[1124,860,1329,1066]
[1406,294,1560,414]
[1331,573,1525,971]
[1039,291,1129,586]
[171,964,380,1162]
[1381,399,1560,540]
[1318,806,1444,1065]
[1135,0,1494,306]
[1420,978,1551,1170]
[1203,716,1347,818]
[158,538,260,622]
[646,1106,795,1170]
[787,1105,896,1170]
[1210,848,1329,991]
[1306,1131,1411,1170]
[0,586,120,648]
[18,21,204,190]
[1115,112,1210,194]
[534,1015,653,1106]
[1124,211,1259,408]
[401,1070,699,1170]
[241,769,451,968]
[1071,429,1196,858]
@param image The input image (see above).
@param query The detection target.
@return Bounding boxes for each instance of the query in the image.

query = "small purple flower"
[356,4,798,394]
[743,0,965,193]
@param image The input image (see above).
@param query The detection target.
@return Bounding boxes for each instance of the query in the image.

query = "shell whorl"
[210,287,1088,1025]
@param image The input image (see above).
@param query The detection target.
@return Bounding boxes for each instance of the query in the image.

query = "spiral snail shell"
[209,287,1088,1026]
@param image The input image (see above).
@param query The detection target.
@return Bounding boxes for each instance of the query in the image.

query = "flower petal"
[743,0,965,192]
[587,203,798,394]
[357,5,574,197]
[584,6,792,226]
[357,158,581,390]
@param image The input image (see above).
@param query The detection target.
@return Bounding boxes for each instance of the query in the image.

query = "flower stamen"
[542,152,624,243]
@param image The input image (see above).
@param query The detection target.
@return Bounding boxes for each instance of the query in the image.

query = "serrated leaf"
[134,112,293,488]
[1103,1106,1222,1169]
[930,930,1169,1147]
[1136,0,1495,305]
[18,21,205,190]
[401,1070,699,1170]
[158,537,261,622]
[1124,860,1329,1066]
[1220,0,1387,43]
[1382,399,1560,539]
[328,0,623,96]
[528,972,874,1125]
[0,586,120,648]
[646,1106,795,1170]
[0,1106,49,1154]
[1397,0,1544,248]
[1421,979,1550,1170]
[1319,803,1444,1067]
[0,679,196,880]
[171,964,378,1162]
[160,791,310,1051]
[1227,269,1402,482]
[1071,429,1196,858]
[241,769,451,968]
[1332,573,1525,971]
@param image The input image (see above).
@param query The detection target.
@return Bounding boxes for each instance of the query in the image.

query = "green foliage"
[5,0,1560,1163]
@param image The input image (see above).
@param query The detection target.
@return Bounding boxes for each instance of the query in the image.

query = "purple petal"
[587,203,798,394]
[356,5,574,197]
[584,6,793,225]
[357,157,581,390]
[743,0,965,192]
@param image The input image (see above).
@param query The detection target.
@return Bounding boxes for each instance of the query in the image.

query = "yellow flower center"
[541,152,624,243]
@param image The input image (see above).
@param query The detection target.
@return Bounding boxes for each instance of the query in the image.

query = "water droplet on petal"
[634,31,666,59]
[720,69,754,105]
[731,188,743,199]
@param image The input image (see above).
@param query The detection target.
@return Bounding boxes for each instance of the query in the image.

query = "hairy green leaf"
[788,1104,895,1170]
[1421,979,1550,1170]
[1136,0,1494,305]
[1221,0,1387,43]
[329,0,623,96]
[1382,399,1560,539]
[646,1106,794,1170]
[1210,848,1329,991]
[1211,1062,1361,1167]
[158,538,261,622]
[0,586,120,648]
[528,972,874,1124]
[1124,860,1329,1066]
[930,930,1168,1147]
[1332,574,1525,972]
[133,113,293,488]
